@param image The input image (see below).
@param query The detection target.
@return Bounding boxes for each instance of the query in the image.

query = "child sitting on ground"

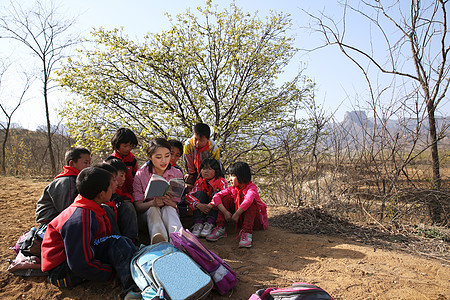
[41,167,141,299]
[98,161,139,243]
[183,123,221,186]
[108,128,139,195]
[35,147,91,225]
[186,158,227,238]
[206,162,268,248]
[169,139,189,217]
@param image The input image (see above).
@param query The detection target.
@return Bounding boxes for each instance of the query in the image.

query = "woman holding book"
[133,138,184,244]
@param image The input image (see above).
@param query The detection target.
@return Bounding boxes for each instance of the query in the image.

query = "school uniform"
[41,195,137,292]
[212,182,268,233]
[108,150,138,194]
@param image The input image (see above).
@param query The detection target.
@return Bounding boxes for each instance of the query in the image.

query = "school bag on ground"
[170,228,238,295]
[249,282,334,300]
[130,241,213,300]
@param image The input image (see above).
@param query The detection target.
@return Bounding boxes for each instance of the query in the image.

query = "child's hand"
[224,211,233,222]
[231,213,240,223]
[196,203,211,214]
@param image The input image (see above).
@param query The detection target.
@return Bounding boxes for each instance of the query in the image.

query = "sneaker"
[200,222,214,238]
[191,223,204,237]
[206,226,227,241]
[124,290,142,300]
[151,233,166,245]
[239,232,252,248]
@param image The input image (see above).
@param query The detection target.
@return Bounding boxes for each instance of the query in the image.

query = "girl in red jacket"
[108,128,139,195]
[186,158,227,238]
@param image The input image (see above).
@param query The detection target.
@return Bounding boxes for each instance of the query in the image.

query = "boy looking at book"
[41,167,140,299]
[169,139,188,217]
[103,158,139,243]
[35,147,91,224]
[183,123,221,186]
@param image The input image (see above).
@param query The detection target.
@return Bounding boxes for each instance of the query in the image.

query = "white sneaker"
[191,223,204,237]
[200,223,214,238]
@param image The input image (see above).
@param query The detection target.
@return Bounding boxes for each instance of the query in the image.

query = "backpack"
[130,242,213,300]
[249,282,334,300]
[170,228,238,295]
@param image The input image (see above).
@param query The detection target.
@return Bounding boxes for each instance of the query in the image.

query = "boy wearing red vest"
[183,123,221,186]
[41,167,140,299]
[35,147,91,224]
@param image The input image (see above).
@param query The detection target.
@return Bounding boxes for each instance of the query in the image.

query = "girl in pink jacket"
[206,162,268,247]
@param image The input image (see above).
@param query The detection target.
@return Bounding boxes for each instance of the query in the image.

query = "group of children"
[36,123,268,299]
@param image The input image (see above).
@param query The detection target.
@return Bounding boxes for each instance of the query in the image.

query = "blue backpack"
[130,242,213,300]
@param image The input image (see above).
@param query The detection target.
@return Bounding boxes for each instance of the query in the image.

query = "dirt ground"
[0,175,449,300]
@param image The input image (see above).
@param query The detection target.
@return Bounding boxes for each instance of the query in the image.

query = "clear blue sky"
[1,0,448,130]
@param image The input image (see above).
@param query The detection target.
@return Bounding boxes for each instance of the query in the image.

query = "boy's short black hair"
[199,158,223,179]
[193,123,211,139]
[228,161,251,184]
[76,167,113,200]
[104,157,127,173]
[65,147,90,166]
[168,139,183,153]
[93,162,117,176]
[111,128,139,150]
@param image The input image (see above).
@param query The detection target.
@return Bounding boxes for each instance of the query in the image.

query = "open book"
[144,174,185,201]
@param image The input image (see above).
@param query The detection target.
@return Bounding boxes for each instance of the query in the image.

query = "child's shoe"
[239,232,252,248]
[191,223,204,237]
[206,226,226,241]
[200,222,214,238]
[124,289,142,300]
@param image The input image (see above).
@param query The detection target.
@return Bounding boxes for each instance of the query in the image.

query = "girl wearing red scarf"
[206,162,268,248]
[186,158,227,238]
[108,128,139,195]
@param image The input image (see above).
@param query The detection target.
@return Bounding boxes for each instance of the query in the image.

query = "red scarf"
[234,182,250,212]
[54,166,80,179]
[194,143,209,172]
[199,178,213,198]
[71,195,112,236]
[112,150,136,163]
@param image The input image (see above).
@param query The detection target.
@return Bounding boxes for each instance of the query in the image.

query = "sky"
[1,0,448,130]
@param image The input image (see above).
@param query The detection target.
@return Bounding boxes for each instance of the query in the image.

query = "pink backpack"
[249,282,334,300]
[170,228,238,295]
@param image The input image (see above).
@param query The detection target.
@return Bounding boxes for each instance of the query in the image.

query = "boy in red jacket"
[41,167,140,299]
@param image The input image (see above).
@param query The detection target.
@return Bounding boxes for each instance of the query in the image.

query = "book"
[144,174,185,201]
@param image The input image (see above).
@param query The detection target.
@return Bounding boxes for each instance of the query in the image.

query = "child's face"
[229,174,240,188]
[193,133,209,149]
[149,147,171,175]
[201,166,216,181]
[70,154,91,171]
[96,177,116,204]
[170,147,182,166]
[117,142,133,156]
[115,170,126,188]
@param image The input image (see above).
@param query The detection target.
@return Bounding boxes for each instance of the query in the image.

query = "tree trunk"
[43,75,56,175]
[426,104,442,224]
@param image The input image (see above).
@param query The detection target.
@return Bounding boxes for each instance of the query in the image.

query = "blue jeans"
[192,191,218,224]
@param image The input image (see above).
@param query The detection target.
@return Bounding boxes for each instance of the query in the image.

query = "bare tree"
[0,62,33,174]
[307,0,449,223]
[0,0,78,175]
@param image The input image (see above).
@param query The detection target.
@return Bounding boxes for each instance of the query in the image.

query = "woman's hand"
[162,194,177,208]
[153,196,166,207]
